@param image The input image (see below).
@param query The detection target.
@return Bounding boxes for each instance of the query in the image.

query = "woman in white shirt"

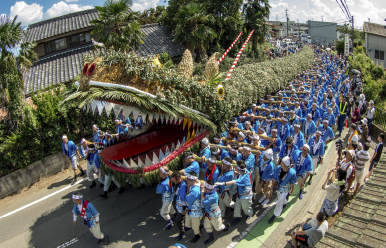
[367,100,375,131]
[320,168,347,217]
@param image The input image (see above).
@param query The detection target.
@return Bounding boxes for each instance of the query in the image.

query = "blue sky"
[1,0,386,29]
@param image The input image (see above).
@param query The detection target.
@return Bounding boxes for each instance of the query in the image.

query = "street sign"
[344,34,349,57]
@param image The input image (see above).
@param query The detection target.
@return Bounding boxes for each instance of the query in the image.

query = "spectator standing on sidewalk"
[62,135,85,183]
[365,133,384,183]
[358,119,369,146]
[352,142,370,195]
[367,100,375,132]
[351,102,360,124]
[291,212,328,248]
[320,168,347,217]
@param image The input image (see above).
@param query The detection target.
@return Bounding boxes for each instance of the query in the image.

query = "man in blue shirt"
[268,156,298,223]
[217,157,235,218]
[180,152,200,177]
[203,156,220,182]
[62,135,84,183]
[184,172,203,243]
[292,145,313,199]
[256,149,275,206]
[156,166,176,230]
[216,161,253,226]
[201,180,230,245]
[171,171,188,241]
[307,130,325,185]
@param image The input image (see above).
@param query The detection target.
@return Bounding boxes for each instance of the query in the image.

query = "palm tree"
[173,3,217,63]
[91,0,145,52]
[243,0,270,54]
[0,15,37,129]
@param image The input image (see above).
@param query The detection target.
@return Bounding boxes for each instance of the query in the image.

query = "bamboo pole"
[232,128,274,142]
[209,143,261,154]
[221,137,265,150]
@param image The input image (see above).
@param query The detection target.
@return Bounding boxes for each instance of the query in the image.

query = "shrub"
[159,52,172,64]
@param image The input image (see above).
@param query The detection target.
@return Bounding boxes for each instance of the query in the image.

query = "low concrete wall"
[0,152,82,199]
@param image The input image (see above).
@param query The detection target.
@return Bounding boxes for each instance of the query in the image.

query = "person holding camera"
[337,97,349,137]
[320,168,347,217]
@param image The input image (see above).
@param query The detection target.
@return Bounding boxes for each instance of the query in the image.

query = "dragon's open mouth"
[83,99,210,174]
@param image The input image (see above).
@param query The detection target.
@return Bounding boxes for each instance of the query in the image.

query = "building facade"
[307,21,338,45]
[23,9,185,95]
[364,22,386,68]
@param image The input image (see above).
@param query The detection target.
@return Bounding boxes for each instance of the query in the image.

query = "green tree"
[91,0,145,52]
[0,15,37,131]
[139,6,166,25]
[243,0,270,53]
[174,2,217,62]
[336,39,345,55]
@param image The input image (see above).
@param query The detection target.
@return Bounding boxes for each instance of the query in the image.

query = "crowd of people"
[61,45,384,247]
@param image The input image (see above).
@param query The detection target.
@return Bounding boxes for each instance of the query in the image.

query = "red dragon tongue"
[101,124,188,161]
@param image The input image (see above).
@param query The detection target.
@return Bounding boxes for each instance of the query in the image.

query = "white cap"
[361,119,368,125]
[303,144,310,151]
[201,137,209,145]
[243,146,251,151]
[62,135,68,140]
[282,156,291,167]
[264,148,273,160]
[307,113,312,118]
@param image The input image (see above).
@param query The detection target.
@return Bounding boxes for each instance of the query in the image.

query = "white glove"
[215,182,225,186]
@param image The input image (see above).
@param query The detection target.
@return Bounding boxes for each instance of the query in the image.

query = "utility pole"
[285,8,289,37]
[351,15,354,59]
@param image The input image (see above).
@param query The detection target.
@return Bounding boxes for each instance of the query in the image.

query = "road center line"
[0,178,84,219]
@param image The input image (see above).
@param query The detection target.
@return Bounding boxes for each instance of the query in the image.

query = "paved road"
[0,164,282,248]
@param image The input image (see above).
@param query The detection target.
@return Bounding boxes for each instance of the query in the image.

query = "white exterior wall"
[367,33,386,68]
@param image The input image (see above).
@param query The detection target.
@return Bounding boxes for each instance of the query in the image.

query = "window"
[46,38,67,54]
[69,32,91,47]
[375,50,385,60]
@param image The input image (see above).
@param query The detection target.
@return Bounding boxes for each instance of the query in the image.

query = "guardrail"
[373,106,386,130]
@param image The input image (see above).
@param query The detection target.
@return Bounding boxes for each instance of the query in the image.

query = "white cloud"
[10,1,44,26]
[44,1,93,19]
[65,0,79,2]
[132,0,160,12]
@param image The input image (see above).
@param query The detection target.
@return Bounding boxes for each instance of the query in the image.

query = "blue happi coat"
[291,150,313,178]
[156,176,174,203]
[217,170,235,196]
[62,141,78,158]
[202,190,221,218]
[186,183,203,217]
[318,125,335,142]
[257,156,275,182]
[272,166,297,194]
[308,135,325,158]
[174,181,187,214]
[235,171,252,199]
[73,200,99,228]
[184,161,200,177]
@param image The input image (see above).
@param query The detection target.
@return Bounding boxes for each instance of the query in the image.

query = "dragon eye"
[217,84,225,100]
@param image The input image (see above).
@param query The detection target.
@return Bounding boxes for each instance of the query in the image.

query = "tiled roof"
[364,22,386,38]
[25,9,98,43]
[23,44,96,94]
[137,23,185,58]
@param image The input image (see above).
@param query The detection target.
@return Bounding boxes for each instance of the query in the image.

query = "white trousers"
[86,161,97,181]
[274,191,288,217]
[160,200,176,221]
[204,216,226,233]
[312,157,318,173]
[234,197,253,218]
[103,174,121,192]
[185,215,202,235]
[218,192,235,217]
[89,222,104,240]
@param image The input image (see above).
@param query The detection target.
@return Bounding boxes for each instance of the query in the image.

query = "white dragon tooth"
[159,150,165,161]
[123,159,130,168]
[122,106,133,119]
[148,113,154,123]
[130,158,138,167]
[182,137,186,144]
[104,102,113,117]
[171,142,176,151]
[115,160,124,167]
[137,156,145,167]
[192,121,196,128]
[96,101,104,116]
[165,146,170,156]
[164,114,170,124]
[177,140,181,147]
[154,113,159,123]
[145,155,152,166]
[91,100,97,114]
[113,104,122,118]
[152,152,159,164]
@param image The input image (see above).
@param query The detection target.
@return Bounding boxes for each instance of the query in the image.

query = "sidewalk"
[233,126,377,248]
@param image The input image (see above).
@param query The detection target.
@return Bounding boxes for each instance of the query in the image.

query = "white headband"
[239,132,246,138]
[202,138,209,145]
[81,138,86,144]
[160,167,168,174]
[294,124,300,128]
[72,194,82,200]
[271,128,277,132]
[223,160,232,166]
[205,183,215,190]
[236,165,246,171]
[214,137,221,142]
[243,146,251,151]
[208,157,216,163]
[212,148,220,155]
[323,119,329,123]
[92,125,97,129]
[230,148,237,152]
[62,135,67,140]
[187,174,197,180]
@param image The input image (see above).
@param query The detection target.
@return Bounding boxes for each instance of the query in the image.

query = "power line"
[335,0,350,21]
[340,0,351,20]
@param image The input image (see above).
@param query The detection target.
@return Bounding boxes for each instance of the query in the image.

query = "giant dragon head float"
[62,46,314,187]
